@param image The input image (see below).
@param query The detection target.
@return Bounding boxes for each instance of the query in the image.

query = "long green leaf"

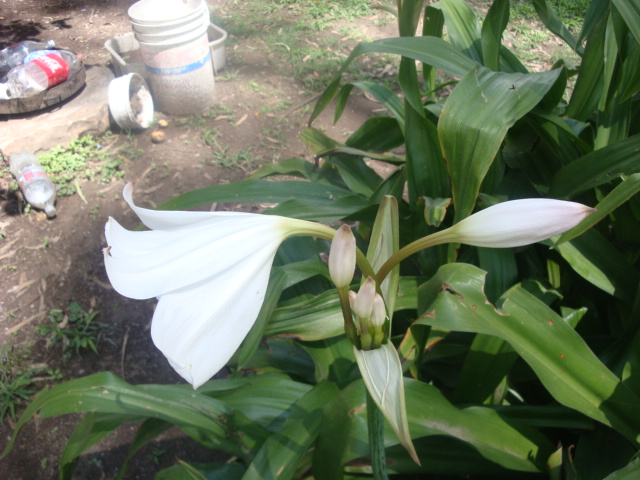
[432,0,483,64]
[416,263,640,444]
[481,0,509,71]
[439,65,562,222]
[157,179,357,211]
[533,0,582,53]
[555,173,640,245]
[604,458,640,480]
[549,133,640,198]
[241,382,339,480]
[552,230,640,303]
[612,0,640,46]
[2,373,268,461]
[309,37,476,124]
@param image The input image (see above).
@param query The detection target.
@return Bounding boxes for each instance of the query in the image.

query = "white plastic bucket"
[134,8,209,44]
[128,0,204,25]
[130,3,207,34]
[139,31,214,115]
[108,73,154,129]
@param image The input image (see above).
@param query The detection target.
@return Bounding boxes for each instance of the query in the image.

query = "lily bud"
[371,293,386,327]
[328,224,356,289]
[353,276,376,319]
[449,199,595,248]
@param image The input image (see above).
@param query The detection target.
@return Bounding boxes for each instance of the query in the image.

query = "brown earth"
[0,0,396,478]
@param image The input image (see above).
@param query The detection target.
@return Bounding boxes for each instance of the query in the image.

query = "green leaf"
[309,36,476,124]
[552,230,640,303]
[313,381,367,480]
[452,334,517,404]
[354,343,418,463]
[155,461,246,480]
[117,418,174,480]
[433,0,483,64]
[2,373,268,461]
[157,179,356,211]
[404,100,449,204]
[200,374,312,430]
[241,382,339,480]
[439,65,562,221]
[555,173,640,245]
[567,15,606,121]
[612,0,640,46]
[303,336,360,387]
[266,290,343,341]
[416,263,640,444]
[368,196,400,313]
[480,0,509,71]
[59,413,142,480]
[533,0,582,53]
[405,380,554,472]
[346,116,405,153]
[604,458,640,479]
[549,133,640,198]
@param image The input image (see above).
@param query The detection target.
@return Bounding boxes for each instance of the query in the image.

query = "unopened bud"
[449,199,595,248]
[329,224,356,289]
[354,276,376,319]
[371,293,386,327]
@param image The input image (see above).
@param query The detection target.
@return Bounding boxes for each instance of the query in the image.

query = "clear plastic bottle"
[0,40,56,77]
[10,151,57,218]
[5,50,81,98]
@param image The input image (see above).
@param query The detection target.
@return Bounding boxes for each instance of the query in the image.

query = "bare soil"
[0,0,395,478]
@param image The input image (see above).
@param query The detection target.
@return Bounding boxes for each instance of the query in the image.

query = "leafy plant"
[4,1,640,479]
[37,135,124,196]
[35,302,116,361]
[0,344,60,424]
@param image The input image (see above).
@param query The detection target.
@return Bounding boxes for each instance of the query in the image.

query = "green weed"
[37,136,125,196]
[0,344,60,424]
[36,302,116,361]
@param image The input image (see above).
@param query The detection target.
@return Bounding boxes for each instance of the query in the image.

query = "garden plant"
[3,0,640,478]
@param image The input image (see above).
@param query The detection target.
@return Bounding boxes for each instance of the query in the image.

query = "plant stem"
[367,390,389,480]
[376,227,457,284]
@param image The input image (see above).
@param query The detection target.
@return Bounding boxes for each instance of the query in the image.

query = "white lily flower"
[104,183,333,389]
[448,199,595,248]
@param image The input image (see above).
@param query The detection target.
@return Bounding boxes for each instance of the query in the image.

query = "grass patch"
[35,302,116,361]
[37,135,125,196]
[0,343,61,424]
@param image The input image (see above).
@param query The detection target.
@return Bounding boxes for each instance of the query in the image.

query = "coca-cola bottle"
[5,49,81,98]
[0,40,56,77]
[10,151,57,218]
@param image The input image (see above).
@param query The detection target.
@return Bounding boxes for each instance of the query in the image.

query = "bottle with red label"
[5,49,81,98]
[10,151,57,218]
[0,40,56,78]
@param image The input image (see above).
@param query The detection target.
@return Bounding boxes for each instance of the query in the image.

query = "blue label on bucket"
[145,51,211,76]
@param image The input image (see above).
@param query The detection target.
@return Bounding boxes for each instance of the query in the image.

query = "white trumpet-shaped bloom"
[449,199,595,248]
[104,184,317,389]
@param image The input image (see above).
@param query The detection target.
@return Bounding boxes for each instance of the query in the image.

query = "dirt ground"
[0,0,395,478]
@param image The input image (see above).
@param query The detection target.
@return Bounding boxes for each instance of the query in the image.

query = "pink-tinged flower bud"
[449,199,595,248]
[354,276,376,319]
[371,293,386,327]
[329,224,356,289]
[348,290,357,311]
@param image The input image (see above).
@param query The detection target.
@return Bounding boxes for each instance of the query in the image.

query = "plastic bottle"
[0,40,56,77]
[10,151,57,218]
[5,50,81,98]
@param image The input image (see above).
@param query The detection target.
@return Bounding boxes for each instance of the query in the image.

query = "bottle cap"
[44,204,57,218]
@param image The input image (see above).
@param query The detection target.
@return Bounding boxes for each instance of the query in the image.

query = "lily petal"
[152,243,279,388]
[103,183,299,388]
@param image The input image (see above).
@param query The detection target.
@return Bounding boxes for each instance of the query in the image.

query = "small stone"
[151,131,166,143]
[158,119,169,128]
